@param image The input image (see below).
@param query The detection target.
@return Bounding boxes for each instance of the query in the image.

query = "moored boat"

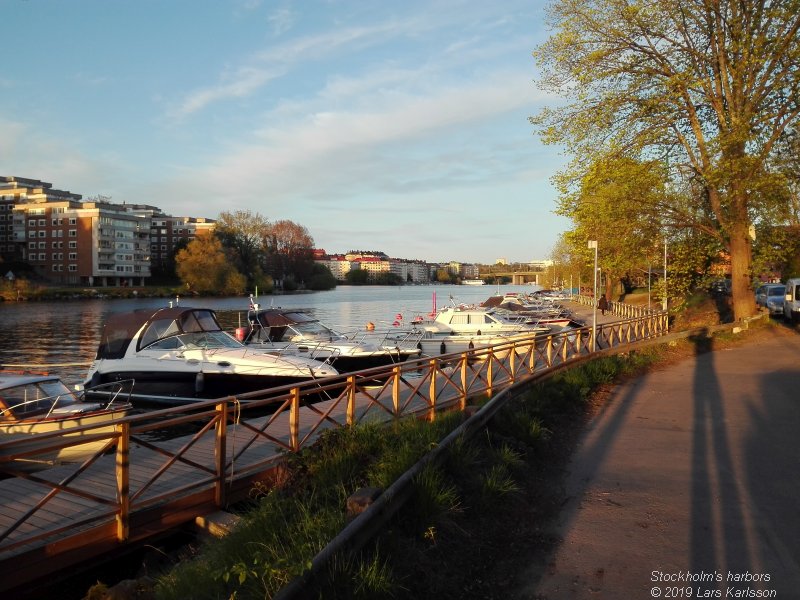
[238,304,422,372]
[0,372,132,471]
[85,306,339,405]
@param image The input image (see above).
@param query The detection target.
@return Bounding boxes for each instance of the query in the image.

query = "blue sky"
[2,0,569,264]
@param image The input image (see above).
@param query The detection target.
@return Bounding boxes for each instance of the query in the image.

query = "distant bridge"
[480,271,544,285]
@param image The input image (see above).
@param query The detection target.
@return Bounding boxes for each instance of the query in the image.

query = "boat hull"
[92,370,322,405]
[0,407,129,470]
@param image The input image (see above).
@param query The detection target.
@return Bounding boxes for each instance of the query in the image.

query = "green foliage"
[533,0,800,318]
[345,269,370,285]
[307,263,337,290]
[372,272,404,285]
[175,233,247,295]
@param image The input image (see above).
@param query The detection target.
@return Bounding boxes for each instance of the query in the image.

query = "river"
[0,283,538,387]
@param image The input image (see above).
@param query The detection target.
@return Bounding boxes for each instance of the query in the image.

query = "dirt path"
[512,324,800,599]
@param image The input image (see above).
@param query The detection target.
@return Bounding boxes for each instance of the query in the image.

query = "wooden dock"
[0,308,667,593]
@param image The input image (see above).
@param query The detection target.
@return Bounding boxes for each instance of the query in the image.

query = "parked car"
[755,283,783,308]
[763,285,786,316]
[783,278,800,323]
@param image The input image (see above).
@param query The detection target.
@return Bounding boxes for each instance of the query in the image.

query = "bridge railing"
[0,308,668,575]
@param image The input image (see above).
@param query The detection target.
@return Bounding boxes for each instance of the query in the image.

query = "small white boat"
[461,279,486,285]
[426,304,552,336]
[0,373,132,471]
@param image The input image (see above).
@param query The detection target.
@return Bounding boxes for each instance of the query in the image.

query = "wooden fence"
[0,306,667,592]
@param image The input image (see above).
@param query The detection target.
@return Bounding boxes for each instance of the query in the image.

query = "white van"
[783,278,800,322]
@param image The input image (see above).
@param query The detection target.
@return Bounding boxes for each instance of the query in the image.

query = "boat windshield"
[146,331,243,351]
[289,320,343,342]
[1,379,78,418]
[138,309,229,350]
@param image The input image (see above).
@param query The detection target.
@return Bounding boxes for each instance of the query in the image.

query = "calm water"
[0,284,536,387]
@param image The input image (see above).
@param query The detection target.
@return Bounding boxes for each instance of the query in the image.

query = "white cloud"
[268,8,295,35]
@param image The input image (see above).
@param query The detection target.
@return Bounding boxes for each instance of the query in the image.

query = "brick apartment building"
[1,176,215,286]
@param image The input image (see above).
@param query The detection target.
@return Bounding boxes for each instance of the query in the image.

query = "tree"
[307,264,337,290]
[533,0,800,320]
[175,232,247,294]
[215,210,270,284]
[555,157,670,298]
[345,269,370,285]
[263,219,315,281]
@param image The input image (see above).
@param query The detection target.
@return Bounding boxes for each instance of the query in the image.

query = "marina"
[0,285,547,387]
[0,286,666,595]
[0,305,668,595]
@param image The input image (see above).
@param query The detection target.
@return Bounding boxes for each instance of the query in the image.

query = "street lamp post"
[588,240,598,352]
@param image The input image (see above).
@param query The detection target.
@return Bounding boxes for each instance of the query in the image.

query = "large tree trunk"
[728,220,756,321]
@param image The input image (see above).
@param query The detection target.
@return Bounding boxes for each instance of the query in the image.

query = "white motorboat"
[85,306,339,405]
[237,305,422,372]
[424,304,552,336]
[481,294,583,329]
[0,372,132,471]
[385,301,551,357]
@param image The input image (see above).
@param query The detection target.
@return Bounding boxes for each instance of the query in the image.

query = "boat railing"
[81,379,137,410]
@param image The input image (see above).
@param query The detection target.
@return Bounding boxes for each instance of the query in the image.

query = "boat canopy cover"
[96,307,224,359]
[247,309,316,342]
[480,296,504,308]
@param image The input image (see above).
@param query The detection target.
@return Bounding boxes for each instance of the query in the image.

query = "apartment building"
[316,250,431,283]
[0,176,83,265]
[3,176,220,286]
[12,197,152,286]
[124,204,215,273]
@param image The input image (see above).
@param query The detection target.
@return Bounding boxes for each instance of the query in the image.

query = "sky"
[2,0,570,265]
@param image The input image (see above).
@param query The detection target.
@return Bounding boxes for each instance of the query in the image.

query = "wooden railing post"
[115,421,130,542]
[460,353,468,411]
[528,338,537,371]
[214,401,228,507]
[546,335,554,367]
[428,359,438,421]
[486,349,494,397]
[290,387,301,451]
[509,344,517,381]
[392,367,401,416]
[346,375,357,425]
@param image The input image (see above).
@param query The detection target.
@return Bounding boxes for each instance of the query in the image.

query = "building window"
[38,242,46,249]
[69,241,77,248]
[28,231,35,238]
[38,231,46,238]
[69,218,77,225]
[69,252,77,260]
[28,242,36,249]
[28,219,36,227]
[68,264,77,272]
[68,230,76,237]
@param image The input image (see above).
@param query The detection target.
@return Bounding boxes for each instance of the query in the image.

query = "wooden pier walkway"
[0,303,667,594]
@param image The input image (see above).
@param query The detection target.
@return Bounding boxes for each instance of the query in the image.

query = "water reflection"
[0,284,531,388]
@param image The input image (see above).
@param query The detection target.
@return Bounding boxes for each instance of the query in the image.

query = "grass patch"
[148,326,763,599]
